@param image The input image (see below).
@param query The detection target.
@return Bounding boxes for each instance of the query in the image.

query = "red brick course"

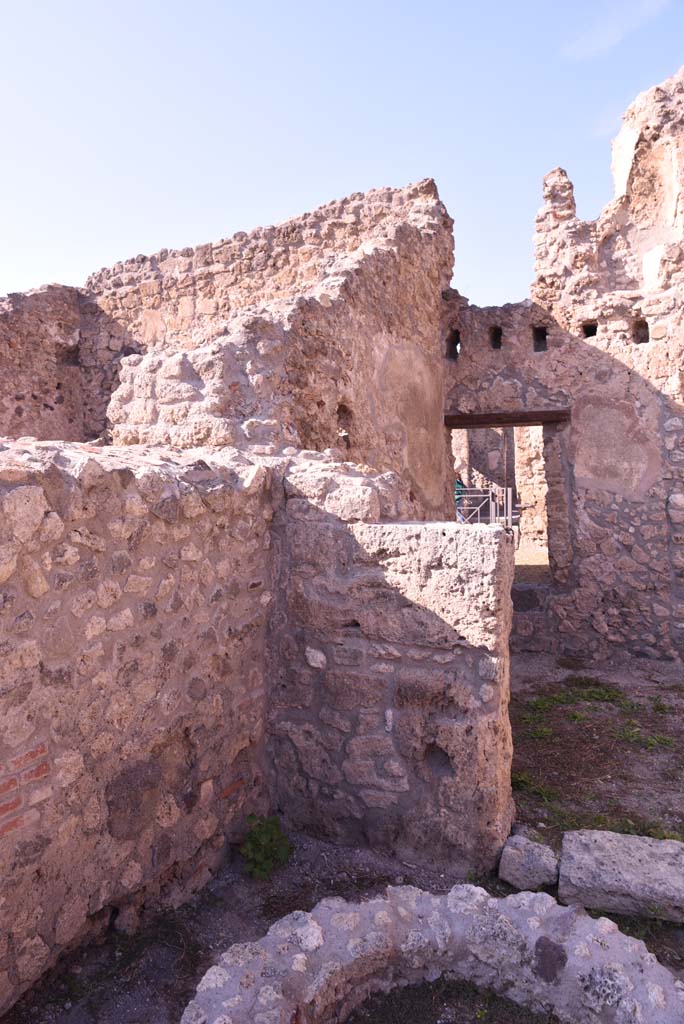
[9,742,48,773]
[20,761,50,785]
[0,810,38,840]
[0,743,52,842]
[0,776,18,798]
[0,795,22,819]
[219,778,245,800]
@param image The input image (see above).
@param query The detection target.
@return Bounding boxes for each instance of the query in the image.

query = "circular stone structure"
[181,885,684,1023]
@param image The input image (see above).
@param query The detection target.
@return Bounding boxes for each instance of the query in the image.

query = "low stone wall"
[181,885,684,1024]
[0,445,518,1013]
[270,462,515,872]
[0,441,273,1014]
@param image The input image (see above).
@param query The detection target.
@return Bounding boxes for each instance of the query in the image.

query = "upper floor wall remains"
[5,67,684,662]
[0,181,453,518]
[446,68,684,660]
[535,68,684,312]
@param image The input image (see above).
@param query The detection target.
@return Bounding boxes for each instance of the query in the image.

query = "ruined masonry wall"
[269,460,515,871]
[515,425,548,551]
[92,180,452,516]
[0,441,517,1014]
[0,181,453,518]
[0,287,85,442]
[445,297,674,659]
[103,231,450,514]
[444,71,684,660]
[84,182,447,352]
[0,442,273,1014]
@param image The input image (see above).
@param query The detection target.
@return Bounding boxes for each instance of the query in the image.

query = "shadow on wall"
[78,299,144,439]
[445,301,682,661]
[459,427,517,492]
[0,445,514,1014]
[265,476,515,875]
[0,287,87,442]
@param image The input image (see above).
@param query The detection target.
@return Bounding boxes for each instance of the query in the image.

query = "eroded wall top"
[1,180,454,517]
[445,66,684,661]
[535,67,684,312]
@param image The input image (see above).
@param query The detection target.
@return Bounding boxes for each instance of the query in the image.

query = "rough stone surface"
[0,287,83,441]
[0,176,523,1014]
[181,884,684,1024]
[269,512,515,870]
[4,64,684,1016]
[0,440,514,1014]
[447,67,684,659]
[0,440,275,1011]
[499,834,559,891]
[559,829,684,923]
[514,425,548,551]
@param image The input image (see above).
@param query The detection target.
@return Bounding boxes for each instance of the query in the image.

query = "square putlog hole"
[489,325,503,350]
[533,326,548,352]
[633,319,650,344]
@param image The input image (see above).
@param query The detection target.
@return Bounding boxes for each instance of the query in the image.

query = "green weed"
[519,681,640,729]
[615,721,674,750]
[529,724,553,740]
[616,721,643,744]
[240,815,292,881]
[556,655,586,670]
[511,771,559,804]
[548,806,684,842]
[644,733,675,749]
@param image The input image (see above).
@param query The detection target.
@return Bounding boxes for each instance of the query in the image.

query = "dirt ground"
[3,837,459,1024]
[347,976,560,1024]
[4,650,684,1023]
[510,652,684,846]
[510,650,684,978]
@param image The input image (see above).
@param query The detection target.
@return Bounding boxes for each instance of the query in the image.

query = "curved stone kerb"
[180,884,684,1024]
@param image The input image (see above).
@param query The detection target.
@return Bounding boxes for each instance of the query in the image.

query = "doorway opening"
[445,408,572,591]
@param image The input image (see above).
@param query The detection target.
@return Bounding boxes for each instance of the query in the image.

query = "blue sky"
[1,0,683,304]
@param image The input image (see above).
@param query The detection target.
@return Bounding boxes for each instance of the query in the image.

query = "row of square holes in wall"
[446,319,651,359]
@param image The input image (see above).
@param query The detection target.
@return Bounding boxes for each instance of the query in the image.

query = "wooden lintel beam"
[444,409,571,429]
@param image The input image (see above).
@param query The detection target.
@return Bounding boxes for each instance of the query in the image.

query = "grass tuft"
[511,771,559,804]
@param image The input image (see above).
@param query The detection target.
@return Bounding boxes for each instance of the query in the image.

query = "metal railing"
[455,487,514,528]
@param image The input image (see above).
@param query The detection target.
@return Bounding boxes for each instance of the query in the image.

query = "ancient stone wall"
[77,180,453,516]
[269,456,514,872]
[0,173,532,1014]
[0,439,516,1014]
[514,425,548,551]
[0,182,453,516]
[454,426,516,491]
[445,69,684,661]
[0,441,273,1013]
[0,287,84,442]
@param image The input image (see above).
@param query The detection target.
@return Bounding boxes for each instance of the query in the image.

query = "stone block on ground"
[499,834,558,890]
[559,829,684,922]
